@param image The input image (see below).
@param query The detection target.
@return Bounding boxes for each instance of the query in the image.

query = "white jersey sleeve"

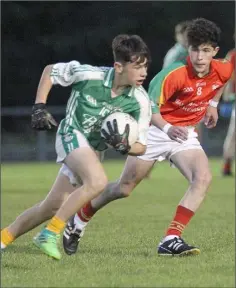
[133,87,152,145]
[50,61,109,86]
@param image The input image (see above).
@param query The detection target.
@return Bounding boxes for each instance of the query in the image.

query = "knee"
[88,174,108,197]
[192,170,212,190]
[118,180,136,198]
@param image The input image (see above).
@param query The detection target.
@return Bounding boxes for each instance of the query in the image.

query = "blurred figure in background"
[221,33,235,176]
[162,20,190,68]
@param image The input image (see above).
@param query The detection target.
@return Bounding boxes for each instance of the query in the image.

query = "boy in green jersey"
[1,34,152,260]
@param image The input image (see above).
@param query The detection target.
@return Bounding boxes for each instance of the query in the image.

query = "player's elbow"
[138,144,147,155]
[44,64,53,75]
[128,143,146,156]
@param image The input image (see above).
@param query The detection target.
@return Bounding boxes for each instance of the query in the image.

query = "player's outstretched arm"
[204,86,225,129]
[151,113,188,143]
[128,142,146,156]
[35,65,54,104]
[31,64,58,130]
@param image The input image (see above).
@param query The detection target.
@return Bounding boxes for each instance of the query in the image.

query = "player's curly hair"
[186,18,221,48]
[112,34,151,65]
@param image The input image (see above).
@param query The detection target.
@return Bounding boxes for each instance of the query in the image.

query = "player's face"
[188,44,219,75]
[115,57,148,87]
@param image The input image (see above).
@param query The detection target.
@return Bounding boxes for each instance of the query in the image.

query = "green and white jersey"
[163,43,188,68]
[50,61,151,151]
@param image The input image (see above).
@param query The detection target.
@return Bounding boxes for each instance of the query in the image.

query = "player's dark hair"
[186,18,221,48]
[175,20,191,34]
[112,34,151,65]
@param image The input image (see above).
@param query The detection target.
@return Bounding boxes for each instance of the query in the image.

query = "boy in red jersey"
[222,35,235,176]
[62,18,233,256]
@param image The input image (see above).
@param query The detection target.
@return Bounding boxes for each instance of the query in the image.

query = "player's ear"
[114,62,123,74]
[213,46,220,57]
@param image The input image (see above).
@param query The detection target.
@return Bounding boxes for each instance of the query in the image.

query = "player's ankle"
[74,213,89,230]
[76,202,96,228]
[1,228,15,247]
[163,235,180,242]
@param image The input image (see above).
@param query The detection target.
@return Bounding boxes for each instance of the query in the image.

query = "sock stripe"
[165,205,195,237]
[79,210,91,222]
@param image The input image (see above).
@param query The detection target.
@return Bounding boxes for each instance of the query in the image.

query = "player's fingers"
[175,137,184,143]
[124,124,130,136]
[204,114,210,126]
[101,129,110,140]
[49,117,58,127]
[177,130,188,140]
[206,119,216,129]
[46,122,51,130]
[107,121,114,135]
[113,119,119,133]
[39,120,46,129]
[178,127,188,136]
[170,135,182,143]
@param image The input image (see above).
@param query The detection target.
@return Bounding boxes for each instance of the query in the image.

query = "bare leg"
[222,110,235,175]
[91,156,156,210]
[54,147,108,222]
[171,149,212,211]
[63,156,156,255]
[7,172,76,238]
[157,149,211,256]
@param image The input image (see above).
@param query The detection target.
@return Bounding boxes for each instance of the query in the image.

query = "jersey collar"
[103,68,114,88]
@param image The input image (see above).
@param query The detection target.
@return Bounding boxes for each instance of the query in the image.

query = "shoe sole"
[33,238,61,260]
[158,248,201,257]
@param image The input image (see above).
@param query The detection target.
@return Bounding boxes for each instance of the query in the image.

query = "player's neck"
[194,66,211,78]
[112,75,130,97]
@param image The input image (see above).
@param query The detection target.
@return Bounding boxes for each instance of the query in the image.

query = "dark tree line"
[2,1,235,107]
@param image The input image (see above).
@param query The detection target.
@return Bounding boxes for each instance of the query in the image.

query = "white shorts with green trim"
[55,129,90,163]
[138,125,203,163]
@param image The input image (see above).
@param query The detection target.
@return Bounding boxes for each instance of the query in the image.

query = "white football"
[101,112,138,145]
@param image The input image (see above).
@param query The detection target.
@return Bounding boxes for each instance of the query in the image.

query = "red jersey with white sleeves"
[149,56,233,126]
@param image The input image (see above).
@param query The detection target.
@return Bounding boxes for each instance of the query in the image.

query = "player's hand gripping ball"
[101,112,138,154]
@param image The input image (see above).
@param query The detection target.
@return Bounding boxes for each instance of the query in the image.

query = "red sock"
[165,205,195,237]
[224,159,232,172]
[77,202,96,222]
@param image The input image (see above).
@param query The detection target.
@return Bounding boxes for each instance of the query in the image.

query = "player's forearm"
[211,86,224,102]
[35,65,54,104]
[222,81,234,101]
[151,113,169,130]
[128,142,146,156]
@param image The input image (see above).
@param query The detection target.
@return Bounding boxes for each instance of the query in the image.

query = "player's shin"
[1,201,54,248]
[73,181,126,229]
[46,180,107,235]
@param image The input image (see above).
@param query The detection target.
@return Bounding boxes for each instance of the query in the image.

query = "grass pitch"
[1,159,235,287]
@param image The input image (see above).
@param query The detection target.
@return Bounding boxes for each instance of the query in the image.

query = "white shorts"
[138,125,203,163]
[55,129,90,163]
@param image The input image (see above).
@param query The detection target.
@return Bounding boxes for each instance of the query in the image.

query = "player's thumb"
[204,113,210,126]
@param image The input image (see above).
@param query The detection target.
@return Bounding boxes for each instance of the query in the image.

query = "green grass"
[1,159,235,287]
